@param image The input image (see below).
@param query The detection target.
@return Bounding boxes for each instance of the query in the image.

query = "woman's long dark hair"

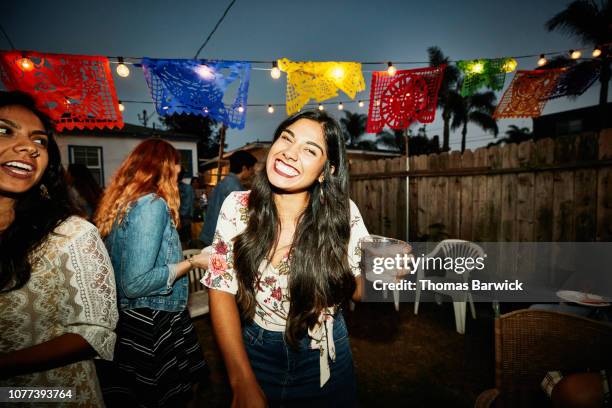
[233,110,355,347]
[68,163,103,216]
[0,91,77,292]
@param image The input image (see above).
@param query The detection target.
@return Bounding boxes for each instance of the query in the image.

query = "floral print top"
[202,191,369,386]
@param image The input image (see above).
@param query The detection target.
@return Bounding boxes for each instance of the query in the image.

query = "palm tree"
[487,125,533,147]
[376,126,441,155]
[428,46,461,151]
[546,0,612,126]
[376,128,405,152]
[339,110,367,147]
[451,90,499,152]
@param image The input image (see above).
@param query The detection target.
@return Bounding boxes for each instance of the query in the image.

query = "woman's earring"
[40,184,50,199]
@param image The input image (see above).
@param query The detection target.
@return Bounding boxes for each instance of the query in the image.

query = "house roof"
[58,122,199,142]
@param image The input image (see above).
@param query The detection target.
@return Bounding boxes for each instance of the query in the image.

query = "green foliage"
[340,110,368,147]
[376,125,441,156]
[487,125,533,147]
[546,0,611,106]
[428,46,461,151]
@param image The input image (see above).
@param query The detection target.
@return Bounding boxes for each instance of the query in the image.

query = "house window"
[68,146,104,186]
[178,149,193,176]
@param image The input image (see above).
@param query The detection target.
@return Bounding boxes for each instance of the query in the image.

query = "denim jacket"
[105,193,187,312]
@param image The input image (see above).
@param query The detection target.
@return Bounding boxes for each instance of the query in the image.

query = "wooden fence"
[349,130,612,242]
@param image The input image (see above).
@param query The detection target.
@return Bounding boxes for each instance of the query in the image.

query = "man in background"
[178,169,195,246]
[199,150,257,246]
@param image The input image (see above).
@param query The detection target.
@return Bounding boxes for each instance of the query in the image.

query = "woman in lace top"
[203,110,369,407]
[0,91,118,407]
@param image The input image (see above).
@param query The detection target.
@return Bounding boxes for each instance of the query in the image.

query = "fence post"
[405,128,410,242]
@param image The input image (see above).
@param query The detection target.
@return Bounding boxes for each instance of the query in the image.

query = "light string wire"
[193,0,237,59]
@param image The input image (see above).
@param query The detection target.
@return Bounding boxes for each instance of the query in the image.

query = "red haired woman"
[95,139,209,407]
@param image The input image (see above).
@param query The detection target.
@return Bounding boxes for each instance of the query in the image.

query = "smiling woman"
[0,91,118,407]
[0,107,49,196]
[203,110,369,407]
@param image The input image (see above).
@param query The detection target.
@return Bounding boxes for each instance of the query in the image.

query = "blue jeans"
[243,313,357,407]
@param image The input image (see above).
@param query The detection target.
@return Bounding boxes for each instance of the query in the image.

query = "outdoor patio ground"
[192,301,496,407]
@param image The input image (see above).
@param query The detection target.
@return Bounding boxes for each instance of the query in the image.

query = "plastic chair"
[413,239,484,334]
[183,249,209,318]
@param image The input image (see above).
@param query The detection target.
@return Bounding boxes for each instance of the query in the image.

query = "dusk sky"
[2,0,604,150]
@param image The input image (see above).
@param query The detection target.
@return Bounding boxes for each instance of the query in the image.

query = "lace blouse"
[202,191,369,386]
[0,216,118,407]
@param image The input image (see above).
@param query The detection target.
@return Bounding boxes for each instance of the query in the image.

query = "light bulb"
[570,49,581,59]
[592,47,602,58]
[204,107,209,114]
[17,56,34,72]
[358,100,364,108]
[318,104,325,111]
[118,102,125,112]
[471,62,484,74]
[331,66,344,79]
[270,61,281,79]
[338,102,344,110]
[537,54,547,67]
[267,105,274,114]
[502,58,517,73]
[387,62,397,76]
[237,105,244,113]
[116,63,130,77]
[195,65,215,79]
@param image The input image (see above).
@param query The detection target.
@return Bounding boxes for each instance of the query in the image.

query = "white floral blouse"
[202,191,369,386]
[0,216,118,407]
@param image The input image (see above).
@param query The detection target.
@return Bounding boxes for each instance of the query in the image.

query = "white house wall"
[56,135,198,187]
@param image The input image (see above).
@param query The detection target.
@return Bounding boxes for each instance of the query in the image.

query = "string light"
[116,57,130,77]
[331,65,344,79]
[471,62,484,74]
[592,47,602,58]
[502,58,517,73]
[114,45,599,114]
[537,54,547,67]
[195,64,215,79]
[17,54,34,72]
[270,61,281,79]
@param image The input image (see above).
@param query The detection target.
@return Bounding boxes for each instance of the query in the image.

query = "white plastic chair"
[183,249,210,318]
[413,239,484,334]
